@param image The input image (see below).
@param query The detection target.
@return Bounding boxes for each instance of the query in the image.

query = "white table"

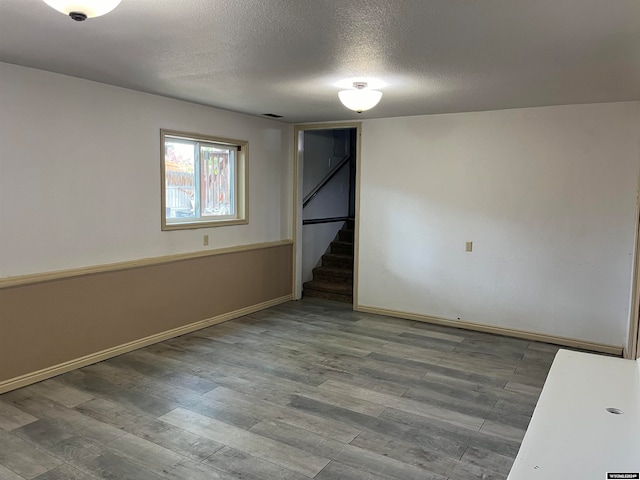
[508,349,640,479]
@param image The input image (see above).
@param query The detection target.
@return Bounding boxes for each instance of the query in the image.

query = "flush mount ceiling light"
[338,82,383,113]
[42,0,122,21]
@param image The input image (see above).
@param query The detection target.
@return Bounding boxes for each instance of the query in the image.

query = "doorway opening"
[293,123,361,305]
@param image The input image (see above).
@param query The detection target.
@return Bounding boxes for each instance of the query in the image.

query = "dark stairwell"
[303,220,354,303]
[300,127,357,304]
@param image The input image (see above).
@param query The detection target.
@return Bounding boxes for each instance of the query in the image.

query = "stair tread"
[338,230,354,240]
[307,219,354,304]
[342,219,355,231]
[331,240,353,247]
[304,280,353,295]
[313,265,353,276]
[303,288,352,303]
[323,253,353,260]
[321,252,353,269]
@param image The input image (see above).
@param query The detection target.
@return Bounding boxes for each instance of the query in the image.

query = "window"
[161,129,247,230]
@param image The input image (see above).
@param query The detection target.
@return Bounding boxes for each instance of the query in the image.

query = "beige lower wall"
[0,242,293,385]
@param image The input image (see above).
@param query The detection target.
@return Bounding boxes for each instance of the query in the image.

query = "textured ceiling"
[2,0,640,123]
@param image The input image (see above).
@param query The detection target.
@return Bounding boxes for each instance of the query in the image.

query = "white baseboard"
[0,294,293,394]
[356,305,622,356]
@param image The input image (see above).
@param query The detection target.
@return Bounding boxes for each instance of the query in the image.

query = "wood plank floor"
[0,299,562,480]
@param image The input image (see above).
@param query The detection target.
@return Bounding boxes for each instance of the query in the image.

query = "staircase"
[303,220,354,303]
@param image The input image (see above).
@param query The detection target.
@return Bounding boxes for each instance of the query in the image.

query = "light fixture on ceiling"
[42,0,122,21]
[338,82,383,113]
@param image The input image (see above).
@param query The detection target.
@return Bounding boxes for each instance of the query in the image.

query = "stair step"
[304,219,355,305]
[330,240,354,255]
[303,288,353,303]
[343,219,355,231]
[313,266,353,284]
[338,229,354,242]
[303,280,353,303]
[303,280,352,295]
[322,253,353,269]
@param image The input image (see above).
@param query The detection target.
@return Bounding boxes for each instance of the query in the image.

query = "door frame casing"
[626,150,640,360]
[629,190,640,360]
[292,122,362,306]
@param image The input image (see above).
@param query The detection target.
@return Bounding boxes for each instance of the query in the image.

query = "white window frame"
[161,129,248,230]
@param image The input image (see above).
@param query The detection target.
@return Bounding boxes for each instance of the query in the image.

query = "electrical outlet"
[466,241,473,252]
[204,235,209,246]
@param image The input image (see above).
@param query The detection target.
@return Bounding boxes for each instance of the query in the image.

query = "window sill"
[162,218,248,231]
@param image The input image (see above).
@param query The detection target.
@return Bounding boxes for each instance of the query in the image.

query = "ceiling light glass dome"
[338,82,383,113]
[42,0,122,20]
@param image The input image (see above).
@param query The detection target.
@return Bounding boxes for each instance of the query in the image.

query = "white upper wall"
[358,102,640,348]
[0,62,292,278]
[301,130,350,221]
